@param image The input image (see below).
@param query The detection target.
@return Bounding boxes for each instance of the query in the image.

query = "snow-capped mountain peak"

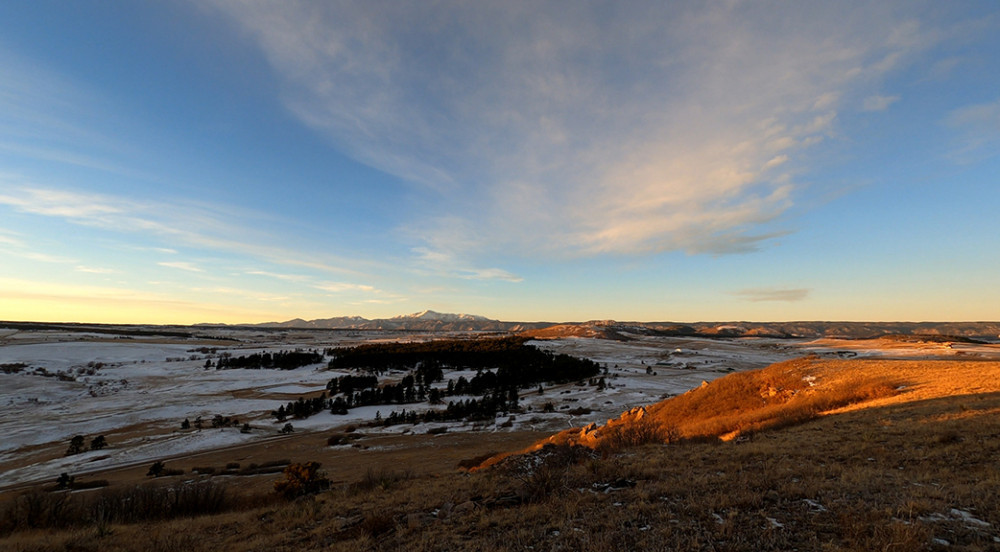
[392,310,492,322]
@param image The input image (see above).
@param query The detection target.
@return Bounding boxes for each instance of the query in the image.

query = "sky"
[0,1,998,325]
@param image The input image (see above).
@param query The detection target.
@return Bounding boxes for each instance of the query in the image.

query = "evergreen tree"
[56,472,74,489]
[147,461,165,477]
[65,435,85,456]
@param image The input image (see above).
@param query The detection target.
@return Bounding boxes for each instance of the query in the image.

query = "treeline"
[214,350,323,370]
[326,374,379,395]
[325,337,534,373]
[377,390,520,427]
[271,337,601,424]
[273,395,328,421]
[326,337,600,389]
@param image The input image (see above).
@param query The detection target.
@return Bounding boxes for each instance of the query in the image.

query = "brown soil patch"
[0,428,547,501]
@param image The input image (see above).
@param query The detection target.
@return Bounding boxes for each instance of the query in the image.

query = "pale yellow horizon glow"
[0,279,295,325]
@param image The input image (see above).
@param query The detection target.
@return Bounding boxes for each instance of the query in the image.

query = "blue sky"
[1,1,998,324]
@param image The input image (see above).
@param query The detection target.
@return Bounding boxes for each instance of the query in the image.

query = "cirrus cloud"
[732,287,811,302]
[208,1,931,262]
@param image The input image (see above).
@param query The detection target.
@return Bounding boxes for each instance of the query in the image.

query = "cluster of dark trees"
[212,350,323,370]
[65,435,106,456]
[269,337,601,425]
[327,337,599,390]
[325,337,533,373]
[325,374,379,395]
[376,390,521,427]
[272,394,328,421]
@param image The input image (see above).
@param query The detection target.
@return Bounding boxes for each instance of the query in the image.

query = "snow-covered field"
[3,326,993,490]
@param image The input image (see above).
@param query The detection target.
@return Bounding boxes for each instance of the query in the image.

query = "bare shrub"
[0,481,233,535]
[274,462,331,499]
[0,490,76,532]
[91,481,229,523]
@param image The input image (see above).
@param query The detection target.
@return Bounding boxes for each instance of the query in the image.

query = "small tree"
[181,418,191,429]
[428,387,442,405]
[279,423,294,434]
[90,435,107,450]
[147,461,165,477]
[56,472,75,489]
[65,435,85,456]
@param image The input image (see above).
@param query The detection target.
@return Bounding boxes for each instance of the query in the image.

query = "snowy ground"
[3,326,991,490]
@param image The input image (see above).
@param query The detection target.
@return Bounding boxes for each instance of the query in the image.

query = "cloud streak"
[862,94,900,111]
[211,1,930,262]
[157,261,204,273]
[946,97,1000,163]
[0,180,375,278]
[732,287,811,303]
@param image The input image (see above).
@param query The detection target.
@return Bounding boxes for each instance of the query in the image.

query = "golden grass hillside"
[475,356,1000,467]
[5,357,1000,551]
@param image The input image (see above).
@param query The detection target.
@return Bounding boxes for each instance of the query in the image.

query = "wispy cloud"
[0,48,142,179]
[314,281,376,293]
[75,265,117,274]
[862,95,900,112]
[158,261,203,273]
[0,180,374,278]
[246,270,310,282]
[946,97,1000,163]
[0,229,75,264]
[210,2,931,261]
[732,287,811,302]
[189,286,291,303]
[411,247,523,282]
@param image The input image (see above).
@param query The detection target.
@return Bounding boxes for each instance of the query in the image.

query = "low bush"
[274,462,330,499]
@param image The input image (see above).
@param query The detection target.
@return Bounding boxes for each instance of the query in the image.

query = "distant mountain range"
[252,311,1000,341]
[3,315,998,341]
[254,310,552,332]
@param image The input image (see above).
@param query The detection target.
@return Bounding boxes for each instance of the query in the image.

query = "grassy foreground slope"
[5,358,1000,551]
[479,355,998,463]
